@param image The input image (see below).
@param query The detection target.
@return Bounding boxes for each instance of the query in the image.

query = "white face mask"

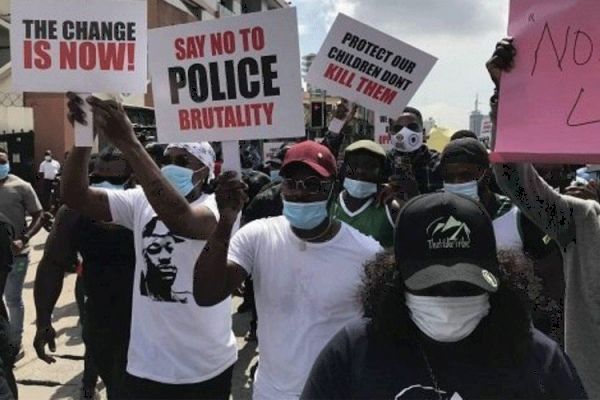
[45,155,52,162]
[391,127,423,153]
[405,293,490,343]
[443,180,480,201]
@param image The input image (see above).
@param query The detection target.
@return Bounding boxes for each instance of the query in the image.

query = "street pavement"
[15,230,258,399]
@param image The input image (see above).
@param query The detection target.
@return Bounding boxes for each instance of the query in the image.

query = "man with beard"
[194,141,382,399]
[61,94,238,399]
[34,146,135,399]
[301,192,586,399]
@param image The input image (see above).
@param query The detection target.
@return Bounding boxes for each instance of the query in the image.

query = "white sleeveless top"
[493,206,523,251]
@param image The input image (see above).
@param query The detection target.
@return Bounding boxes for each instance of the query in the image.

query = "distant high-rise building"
[302,53,322,96]
[469,95,484,137]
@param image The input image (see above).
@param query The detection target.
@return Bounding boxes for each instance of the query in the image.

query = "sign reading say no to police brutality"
[10,0,147,93]
[306,14,437,116]
[148,8,304,143]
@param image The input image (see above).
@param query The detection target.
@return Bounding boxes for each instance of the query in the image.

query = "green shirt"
[331,192,395,248]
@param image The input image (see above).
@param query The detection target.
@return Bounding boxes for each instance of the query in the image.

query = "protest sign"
[263,141,285,164]
[148,8,304,144]
[374,113,392,151]
[494,0,600,163]
[10,0,147,93]
[479,115,492,148]
[305,14,436,117]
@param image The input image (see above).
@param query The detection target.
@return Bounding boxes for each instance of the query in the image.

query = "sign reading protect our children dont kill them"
[306,14,437,116]
[494,0,600,163]
[148,8,305,144]
[10,0,147,93]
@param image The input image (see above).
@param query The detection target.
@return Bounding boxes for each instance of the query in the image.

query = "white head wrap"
[165,142,216,179]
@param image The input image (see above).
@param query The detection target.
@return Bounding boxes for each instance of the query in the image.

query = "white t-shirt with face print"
[107,188,237,384]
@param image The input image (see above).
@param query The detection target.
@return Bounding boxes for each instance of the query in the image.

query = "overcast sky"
[295,0,510,130]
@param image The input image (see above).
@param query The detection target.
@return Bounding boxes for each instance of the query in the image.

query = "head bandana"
[165,142,216,179]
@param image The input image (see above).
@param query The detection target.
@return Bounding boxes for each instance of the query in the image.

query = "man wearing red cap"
[194,141,383,400]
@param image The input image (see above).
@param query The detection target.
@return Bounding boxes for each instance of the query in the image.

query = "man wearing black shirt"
[34,147,135,399]
[302,192,586,399]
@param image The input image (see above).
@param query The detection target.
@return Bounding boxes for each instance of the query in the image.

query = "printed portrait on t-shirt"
[140,216,189,303]
[395,385,462,399]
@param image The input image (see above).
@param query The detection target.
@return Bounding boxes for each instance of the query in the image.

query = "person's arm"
[66,93,216,239]
[486,39,576,247]
[61,146,112,221]
[493,164,576,247]
[194,172,248,306]
[321,102,357,158]
[301,327,353,399]
[33,206,79,364]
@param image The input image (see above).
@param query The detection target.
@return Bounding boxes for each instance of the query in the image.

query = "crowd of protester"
[0,37,597,400]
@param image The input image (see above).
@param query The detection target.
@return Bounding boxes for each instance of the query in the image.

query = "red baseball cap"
[281,141,337,178]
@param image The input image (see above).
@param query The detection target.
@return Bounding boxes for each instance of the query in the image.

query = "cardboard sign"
[148,8,304,144]
[494,0,600,163]
[375,113,393,151]
[10,0,147,93]
[305,14,436,117]
[479,115,492,148]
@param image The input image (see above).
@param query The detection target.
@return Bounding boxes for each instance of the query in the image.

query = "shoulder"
[340,222,384,253]
[528,328,563,367]
[9,175,34,191]
[237,215,282,237]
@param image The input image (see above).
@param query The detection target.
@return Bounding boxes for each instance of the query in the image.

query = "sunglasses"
[391,123,420,133]
[89,175,129,185]
[281,177,333,195]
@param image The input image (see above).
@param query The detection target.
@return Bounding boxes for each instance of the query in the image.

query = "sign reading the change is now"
[10,0,147,93]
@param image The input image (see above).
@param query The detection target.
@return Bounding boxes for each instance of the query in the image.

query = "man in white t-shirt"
[38,150,61,210]
[194,141,383,400]
[59,94,237,399]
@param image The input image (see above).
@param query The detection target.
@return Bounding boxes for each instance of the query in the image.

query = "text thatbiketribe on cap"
[426,216,471,250]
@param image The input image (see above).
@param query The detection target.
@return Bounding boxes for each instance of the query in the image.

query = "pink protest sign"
[493,0,600,163]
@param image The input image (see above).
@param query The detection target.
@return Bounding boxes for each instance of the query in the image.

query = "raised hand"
[214,171,249,223]
[486,37,516,87]
[66,92,138,150]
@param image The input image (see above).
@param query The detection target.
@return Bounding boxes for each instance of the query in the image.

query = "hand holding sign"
[66,92,137,149]
[494,0,600,163]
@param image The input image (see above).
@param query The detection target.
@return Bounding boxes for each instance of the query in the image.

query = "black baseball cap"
[440,138,489,168]
[394,192,500,292]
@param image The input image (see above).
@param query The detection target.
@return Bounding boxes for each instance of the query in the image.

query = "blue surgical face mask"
[444,180,480,201]
[343,177,378,199]
[270,169,282,182]
[91,181,125,191]
[161,164,195,197]
[282,199,329,230]
[0,162,9,180]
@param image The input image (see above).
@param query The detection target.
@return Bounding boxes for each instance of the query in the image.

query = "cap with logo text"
[394,192,500,292]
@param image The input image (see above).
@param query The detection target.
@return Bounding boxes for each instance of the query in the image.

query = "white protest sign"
[10,0,147,93]
[10,0,147,146]
[306,14,436,116]
[148,8,305,144]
